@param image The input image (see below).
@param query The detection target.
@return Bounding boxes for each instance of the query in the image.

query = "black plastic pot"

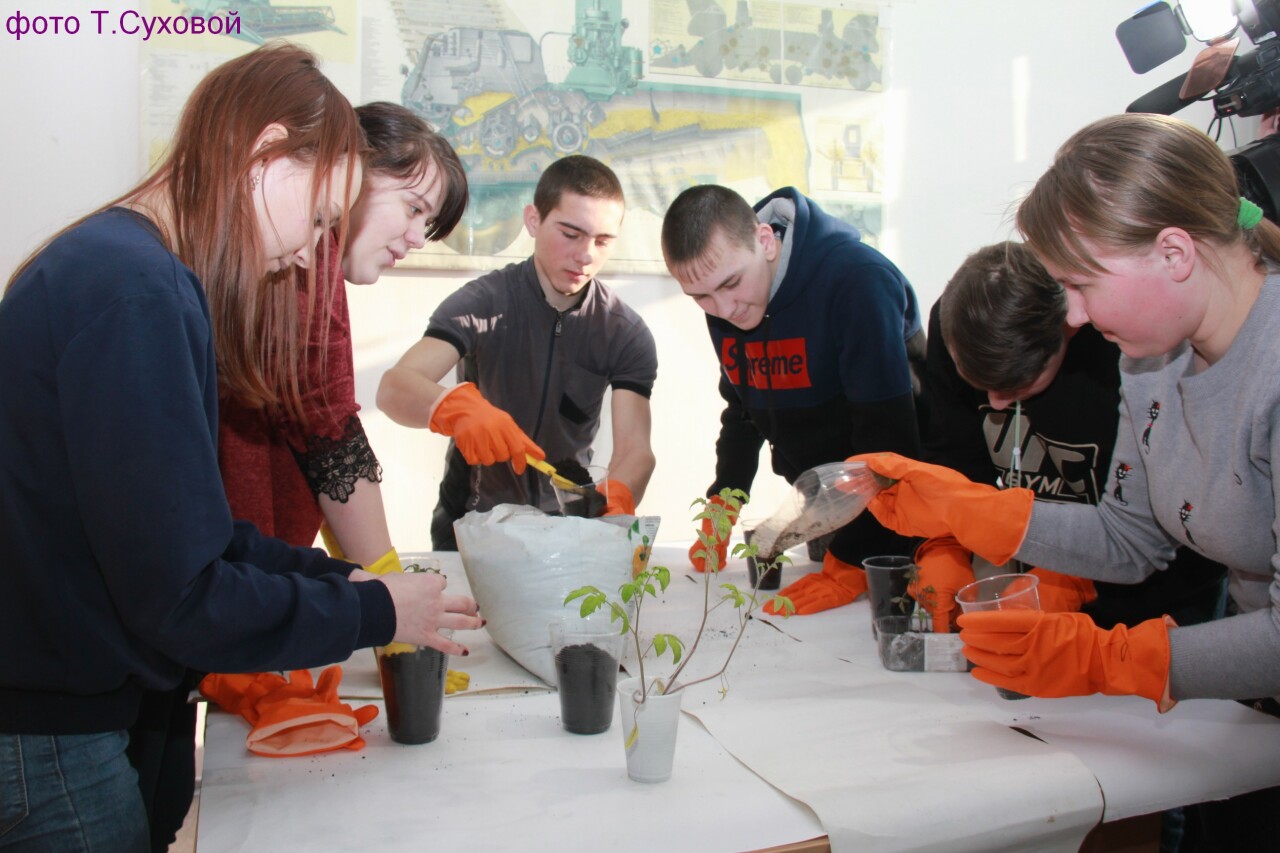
[743,526,782,590]
[378,646,448,744]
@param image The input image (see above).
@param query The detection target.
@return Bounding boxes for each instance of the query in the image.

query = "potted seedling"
[875,563,969,673]
[564,488,794,782]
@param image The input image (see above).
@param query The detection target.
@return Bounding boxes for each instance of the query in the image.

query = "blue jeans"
[0,731,148,851]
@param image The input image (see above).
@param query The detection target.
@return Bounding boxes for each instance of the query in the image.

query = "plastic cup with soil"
[742,522,782,590]
[550,461,609,518]
[550,617,625,735]
[956,573,1041,700]
[377,642,449,744]
[863,555,915,639]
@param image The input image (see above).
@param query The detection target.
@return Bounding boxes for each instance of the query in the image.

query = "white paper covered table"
[197,544,1280,852]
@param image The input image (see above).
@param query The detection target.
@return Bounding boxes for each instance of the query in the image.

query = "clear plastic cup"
[550,617,625,734]
[552,464,609,518]
[956,573,1041,700]
[863,555,915,638]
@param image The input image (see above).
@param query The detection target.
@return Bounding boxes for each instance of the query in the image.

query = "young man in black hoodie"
[661,184,925,611]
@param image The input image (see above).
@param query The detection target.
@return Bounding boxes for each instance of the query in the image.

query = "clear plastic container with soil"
[551,618,624,735]
[377,644,448,744]
[875,615,968,672]
[550,460,608,518]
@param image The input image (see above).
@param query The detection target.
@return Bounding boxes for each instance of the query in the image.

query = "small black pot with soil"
[378,646,448,744]
[554,641,619,734]
[743,526,782,590]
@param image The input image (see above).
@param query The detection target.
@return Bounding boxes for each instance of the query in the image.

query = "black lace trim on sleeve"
[294,414,383,503]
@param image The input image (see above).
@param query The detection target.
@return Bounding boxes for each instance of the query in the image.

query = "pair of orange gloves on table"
[429,382,634,515]
[200,667,378,757]
[853,452,1176,710]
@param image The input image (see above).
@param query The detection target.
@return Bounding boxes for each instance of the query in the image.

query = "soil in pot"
[555,641,618,734]
[378,646,447,744]
[743,526,781,590]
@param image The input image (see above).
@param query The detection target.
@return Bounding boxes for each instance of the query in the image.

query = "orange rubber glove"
[851,452,1035,566]
[1027,568,1097,613]
[958,610,1176,711]
[689,494,738,572]
[428,382,543,473]
[764,550,866,615]
[602,479,636,516]
[909,537,975,633]
[200,667,380,757]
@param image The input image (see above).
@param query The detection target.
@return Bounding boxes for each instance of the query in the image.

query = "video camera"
[1119,1,1280,218]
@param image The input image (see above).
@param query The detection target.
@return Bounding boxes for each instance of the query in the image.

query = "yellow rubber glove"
[363,549,413,653]
[958,610,1176,711]
[365,548,403,576]
[764,551,866,615]
[602,479,636,516]
[428,382,544,473]
[689,494,738,572]
[851,452,1035,566]
[1027,568,1098,613]
[445,670,470,694]
[909,537,975,633]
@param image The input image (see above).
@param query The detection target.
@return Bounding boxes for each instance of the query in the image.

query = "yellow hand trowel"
[525,454,580,489]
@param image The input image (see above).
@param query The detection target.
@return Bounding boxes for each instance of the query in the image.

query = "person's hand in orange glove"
[200,666,380,757]
[764,550,866,615]
[958,610,1177,711]
[909,537,976,633]
[850,452,1035,566]
[428,382,543,473]
[689,494,739,572]
[602,479,636,516]
[1026,567,1097,613]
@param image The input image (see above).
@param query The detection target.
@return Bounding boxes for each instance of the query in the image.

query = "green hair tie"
[1239,197,1264,230]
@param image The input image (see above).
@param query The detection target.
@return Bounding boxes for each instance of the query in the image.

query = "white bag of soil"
[455,505,659,685]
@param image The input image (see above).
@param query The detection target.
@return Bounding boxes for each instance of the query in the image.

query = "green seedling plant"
[892,562,936,632]
[564,488,794,747]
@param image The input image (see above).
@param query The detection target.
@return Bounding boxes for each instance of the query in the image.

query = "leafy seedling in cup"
[892,562,937,632]
[564,488,794,746]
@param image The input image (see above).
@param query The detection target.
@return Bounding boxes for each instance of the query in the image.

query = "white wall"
[0,1,1254,550]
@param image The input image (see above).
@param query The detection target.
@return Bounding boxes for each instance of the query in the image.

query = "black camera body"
[1121,1,1280,219]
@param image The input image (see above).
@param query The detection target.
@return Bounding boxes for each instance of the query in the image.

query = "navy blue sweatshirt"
[0,209,395,734]
[705,188,924,565]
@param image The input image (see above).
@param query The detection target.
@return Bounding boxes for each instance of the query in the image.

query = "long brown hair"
[8,42,363,422]
[1017,113,1280,277]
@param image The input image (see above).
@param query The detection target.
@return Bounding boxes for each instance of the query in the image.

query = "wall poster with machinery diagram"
[142,0,890,272]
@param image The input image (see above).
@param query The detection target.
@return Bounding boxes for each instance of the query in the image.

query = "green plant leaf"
[654,633,684,665]
[653,565,671,591]
[768,595,796,617]
[608,602,631,634]
[720,583,746,608]
[620,582,637,604]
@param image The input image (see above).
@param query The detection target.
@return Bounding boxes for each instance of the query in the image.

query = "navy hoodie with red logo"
[704,187,925,565]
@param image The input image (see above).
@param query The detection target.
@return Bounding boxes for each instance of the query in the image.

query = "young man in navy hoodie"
[661,184,925,611]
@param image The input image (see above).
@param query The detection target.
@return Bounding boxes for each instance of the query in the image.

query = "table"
[196,544,1280,852]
